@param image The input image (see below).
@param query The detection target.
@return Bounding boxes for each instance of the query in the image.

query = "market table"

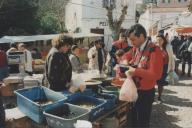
[92,101,130,128]
[5,101,130,128]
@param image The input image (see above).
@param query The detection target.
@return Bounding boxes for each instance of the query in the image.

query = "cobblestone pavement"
[150,72,192,128]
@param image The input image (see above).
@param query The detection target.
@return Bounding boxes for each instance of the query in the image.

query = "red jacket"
[123,43,163,90]
[112,40,128,49]
[0,50,7,68]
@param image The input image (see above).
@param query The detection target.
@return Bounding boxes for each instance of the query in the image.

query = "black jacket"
[45,47,72,91]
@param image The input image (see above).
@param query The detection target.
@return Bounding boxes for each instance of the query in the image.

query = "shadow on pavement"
[162,94,192,108]
[178,76,192,81]
[173,82,192,87]
[162,88,178,94]
[150,103,181,128]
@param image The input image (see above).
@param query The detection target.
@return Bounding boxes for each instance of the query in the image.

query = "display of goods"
[34,99,53,106]
[3,76,23,85]
[74,101,96,110]
[111,77,125,87]
[43,103,90,128]
[50,105,82,119]
[84,80,102,86]
[101,86,120,97]
[33,59,45,65]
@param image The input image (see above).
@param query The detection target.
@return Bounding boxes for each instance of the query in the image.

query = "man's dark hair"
[119,32,127,38]
[127,24,147,39]
[95,40,102,45]
[52,34,73,49]
[10,43,17,49]
[157,34,168,50]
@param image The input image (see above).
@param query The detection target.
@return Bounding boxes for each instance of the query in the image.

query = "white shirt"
[139,39,148,52]
[23,49,33,72]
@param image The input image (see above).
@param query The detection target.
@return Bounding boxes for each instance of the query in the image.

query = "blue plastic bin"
[95,93,117,111]
[67,94,106,121]
[43,103,90,128]
[14,86,67,124]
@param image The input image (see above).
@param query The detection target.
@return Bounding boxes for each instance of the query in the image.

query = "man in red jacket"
[123,24,163,127]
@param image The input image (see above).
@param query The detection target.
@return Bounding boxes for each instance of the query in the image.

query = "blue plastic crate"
[67,95,106,121]
[95,93,117,111]
[14,86,67,124]
[43,103,90,128]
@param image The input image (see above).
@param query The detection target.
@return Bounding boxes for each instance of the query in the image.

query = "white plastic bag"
[71,72,84,87]
[71,72,86,92]
[119,74,138,102]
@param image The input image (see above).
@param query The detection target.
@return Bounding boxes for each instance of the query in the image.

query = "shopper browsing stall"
[123,24,164,127]
[45,34,73,92]
[18,43,33,76]
[69,45,83,73]
[155,34,175,102]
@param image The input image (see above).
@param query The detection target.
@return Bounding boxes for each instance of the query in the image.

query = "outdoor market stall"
[0,33,133,128]
[3,69,131,128]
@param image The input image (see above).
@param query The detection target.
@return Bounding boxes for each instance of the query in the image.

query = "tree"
[38,0,70,33]
[0,0,39,36]
[40,12,60,33]
[104,0,128,41]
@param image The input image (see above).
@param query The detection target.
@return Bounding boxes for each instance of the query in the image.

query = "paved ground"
[150,65,192,128]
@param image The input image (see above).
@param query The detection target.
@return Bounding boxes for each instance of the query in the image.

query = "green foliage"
[0,0,39,36]
[40,12,60,34]
[0,0,69,36]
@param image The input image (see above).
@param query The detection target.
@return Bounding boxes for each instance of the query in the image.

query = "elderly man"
[18,43,33,76]
[123,24,164,127]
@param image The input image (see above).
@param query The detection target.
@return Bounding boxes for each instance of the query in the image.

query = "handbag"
[166,71,179,85]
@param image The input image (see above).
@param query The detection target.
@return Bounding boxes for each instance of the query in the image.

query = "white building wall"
[65,0,136,50]
[65,0,83,32]
[139,8,185,36]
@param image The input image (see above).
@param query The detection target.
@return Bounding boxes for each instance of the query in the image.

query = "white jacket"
[24,49,33,72]
[188,42,192,52]
[87,46,105,70]
[166,44,175,73]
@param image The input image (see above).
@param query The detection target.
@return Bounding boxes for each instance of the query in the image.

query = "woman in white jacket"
[87,40,105,72]
[166,43,175,73]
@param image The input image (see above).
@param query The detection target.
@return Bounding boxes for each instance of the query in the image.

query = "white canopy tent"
[0,33,104,44]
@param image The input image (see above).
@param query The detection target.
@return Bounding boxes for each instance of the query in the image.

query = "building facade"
[139,0,190,37]
[65,0,136,50]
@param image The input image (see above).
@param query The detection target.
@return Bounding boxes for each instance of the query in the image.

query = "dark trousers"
[131,88,155,128]
[182,53,191,75]
[0,97,5,128]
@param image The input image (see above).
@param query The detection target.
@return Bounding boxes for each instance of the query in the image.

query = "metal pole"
[151,3,153,36]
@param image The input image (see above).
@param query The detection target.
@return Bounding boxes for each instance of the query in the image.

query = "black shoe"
[158,97,161,101]
[188,74,191,77]
[157,97,162,103]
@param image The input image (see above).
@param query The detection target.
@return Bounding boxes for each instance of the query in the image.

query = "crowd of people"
[0,23,191,128]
